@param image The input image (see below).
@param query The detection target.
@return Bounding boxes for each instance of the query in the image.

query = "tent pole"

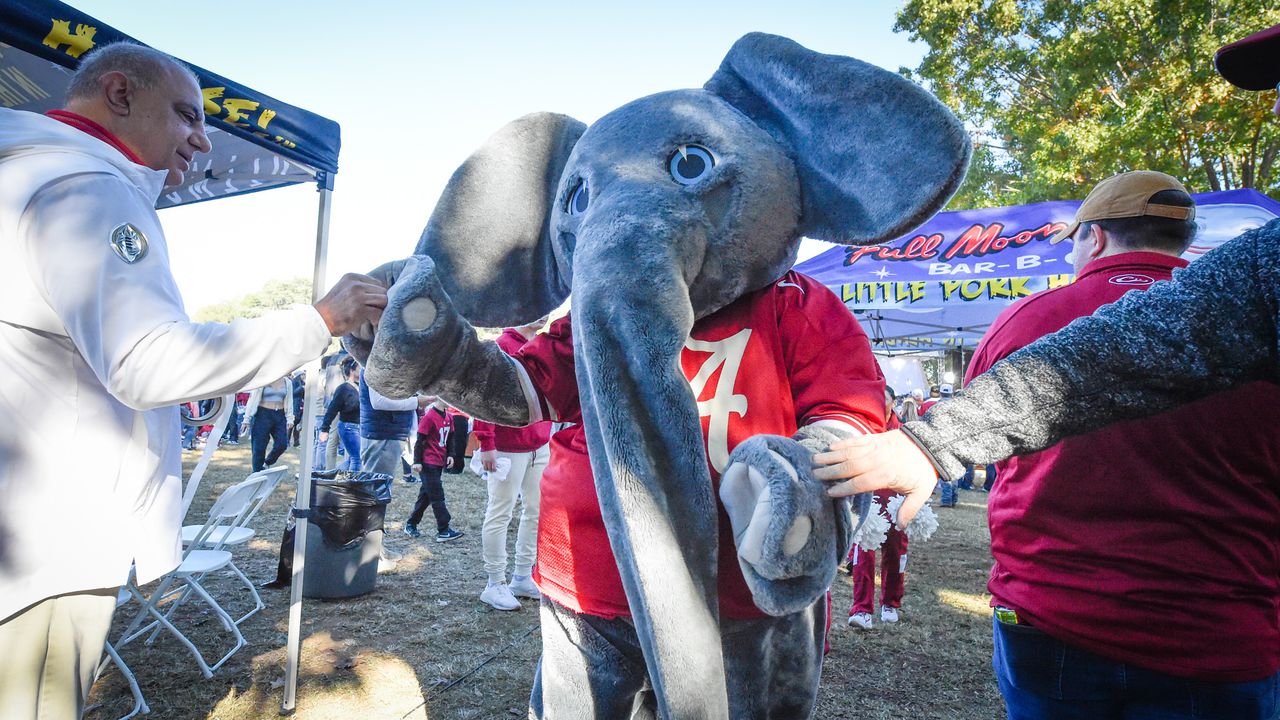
[281,183,333,715]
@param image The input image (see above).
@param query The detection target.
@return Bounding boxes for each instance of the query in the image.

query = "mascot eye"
[567,179,589,215]
[669,145,715,185]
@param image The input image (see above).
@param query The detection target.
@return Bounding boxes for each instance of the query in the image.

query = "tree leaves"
[193,277,313,323]
[897,0,1280,208]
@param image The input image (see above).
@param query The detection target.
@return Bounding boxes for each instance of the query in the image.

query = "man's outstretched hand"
[314,273,389,337]
[812,429,939,526]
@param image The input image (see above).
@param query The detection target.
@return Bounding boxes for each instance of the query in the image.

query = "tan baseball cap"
[1049,171,1196,244]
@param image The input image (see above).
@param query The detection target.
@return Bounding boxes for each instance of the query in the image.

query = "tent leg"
[281,186,333,715]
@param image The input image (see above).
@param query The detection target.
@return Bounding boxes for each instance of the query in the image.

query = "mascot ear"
[705,33,971,246]
[416,112,586,327]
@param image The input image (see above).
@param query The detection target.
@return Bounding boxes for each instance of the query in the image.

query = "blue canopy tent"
[2,0,339,712]
[796,189,1280,357]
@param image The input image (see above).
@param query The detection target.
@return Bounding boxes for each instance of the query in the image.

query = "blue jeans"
[938,479,957,506]
[993,614,1279,719]
[250,408,289,472]
[336,421,361,471]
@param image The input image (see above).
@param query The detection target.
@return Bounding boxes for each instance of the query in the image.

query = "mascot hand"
[720,432,865,616]
[345,256,467,399]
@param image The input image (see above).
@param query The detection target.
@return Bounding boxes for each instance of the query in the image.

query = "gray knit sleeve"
[907,219,1280,479]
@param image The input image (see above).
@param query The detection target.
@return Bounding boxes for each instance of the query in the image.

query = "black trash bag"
[444,414,469,474]
[265,471,392,587]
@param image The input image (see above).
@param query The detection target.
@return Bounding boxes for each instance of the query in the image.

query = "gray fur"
[349,257,529,424]
[356,32,971,718]
[721,426,868,617]
[705,33,972,245]
[418,113,586,328]
[907,218,1280,479]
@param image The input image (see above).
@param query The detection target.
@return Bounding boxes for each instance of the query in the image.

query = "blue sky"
[71,1,926,311]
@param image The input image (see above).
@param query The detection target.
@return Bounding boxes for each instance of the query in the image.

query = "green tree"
[896,0,1280,208]
[193,277,313,323]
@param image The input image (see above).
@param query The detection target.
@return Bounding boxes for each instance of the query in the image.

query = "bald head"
[63,41,211,187]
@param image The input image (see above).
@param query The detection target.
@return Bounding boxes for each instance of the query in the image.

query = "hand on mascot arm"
[813,429,937,526]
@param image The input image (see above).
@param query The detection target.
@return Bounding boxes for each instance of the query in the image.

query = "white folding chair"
[178,465,286,624]
[114,472,272,677]
[96,637,150,719]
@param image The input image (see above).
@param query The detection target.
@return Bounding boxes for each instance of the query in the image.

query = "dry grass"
[86,444,1004,719]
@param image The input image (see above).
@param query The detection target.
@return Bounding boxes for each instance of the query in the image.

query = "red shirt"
[472,329,553,453]
[515,271,886,619]
[919,399,939,414]
[416,407,451,467]
[968,252,1280,682]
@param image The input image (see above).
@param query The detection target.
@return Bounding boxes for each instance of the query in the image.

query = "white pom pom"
[852,506,890,551]
[904,504,939,543]
[886,495,905,526]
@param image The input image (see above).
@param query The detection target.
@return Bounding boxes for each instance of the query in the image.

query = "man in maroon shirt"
[966,171,1280,719]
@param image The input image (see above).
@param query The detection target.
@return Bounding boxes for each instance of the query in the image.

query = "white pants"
[0,589,117,720]
[482,445,549,583]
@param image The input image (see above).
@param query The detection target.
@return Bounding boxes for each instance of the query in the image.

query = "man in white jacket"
[0,42,386,719]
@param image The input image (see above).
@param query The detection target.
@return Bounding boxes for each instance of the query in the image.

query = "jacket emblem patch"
[110,223,148,264]
[1108,274,1154,286]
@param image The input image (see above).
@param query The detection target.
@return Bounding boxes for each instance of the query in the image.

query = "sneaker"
[509,576,541,599]
[848,612,874,630]
[403,475,419,484]
[404,524,422,538]
[479,582,521,611]
[435,528,465,543]
[378,555,398,573]
[381,547,404,562]
[880,606,899,624]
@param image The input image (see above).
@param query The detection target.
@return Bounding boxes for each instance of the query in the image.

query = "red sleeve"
[477,327,533,448]
[966,305,1021,383]
[510,315,580,422]
[495,328,530,355]
[779,274,886,436]
[472,420,497,451]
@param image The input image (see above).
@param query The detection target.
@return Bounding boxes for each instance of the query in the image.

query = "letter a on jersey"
[686,328,752,474]
[109,223,148,264]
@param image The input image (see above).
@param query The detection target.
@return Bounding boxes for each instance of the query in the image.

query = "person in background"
[473,318,553,611]
[241,376,294,473]
[0,42,386,719]
[318,350,349,470]
[406,398,465,542]
[359,370,417,481]
[847,386,909,631]
[898,389,923,422]
[919,385,941,414]
[289,370,306,447]
[319,358,362,471]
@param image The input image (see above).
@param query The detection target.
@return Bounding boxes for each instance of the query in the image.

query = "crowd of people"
[2,16,1279,720]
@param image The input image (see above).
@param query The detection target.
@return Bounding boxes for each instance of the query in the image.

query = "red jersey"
[968,251,1280,682]
[514,271,886,619]
[415,406,451,468]
[473,329,553,453]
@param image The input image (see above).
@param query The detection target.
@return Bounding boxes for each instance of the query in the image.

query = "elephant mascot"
[348,32,968,720]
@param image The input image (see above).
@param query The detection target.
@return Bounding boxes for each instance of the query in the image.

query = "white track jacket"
[0,108,331,620]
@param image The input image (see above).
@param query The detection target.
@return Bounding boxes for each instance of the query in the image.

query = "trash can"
[301,470,392,599]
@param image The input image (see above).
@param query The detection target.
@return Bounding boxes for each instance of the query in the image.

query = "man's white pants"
[0,588,117,720]
[482,445,549,584]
